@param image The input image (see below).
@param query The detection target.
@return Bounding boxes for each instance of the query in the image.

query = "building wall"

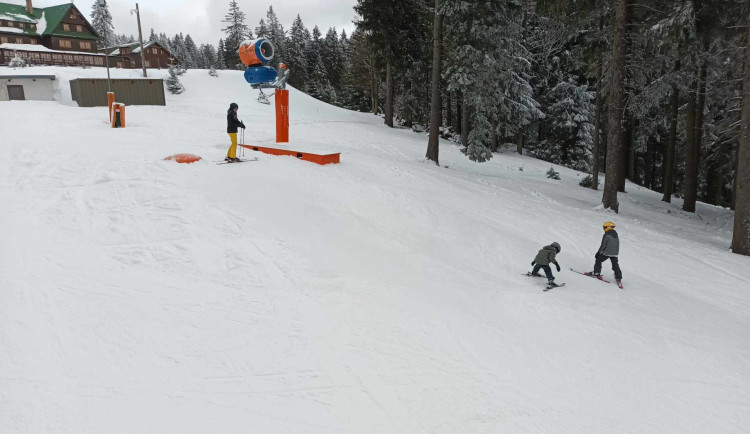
[0,32,41,45]
[69,78,166,107]
[0,77,55,101]
[0,48,114,67]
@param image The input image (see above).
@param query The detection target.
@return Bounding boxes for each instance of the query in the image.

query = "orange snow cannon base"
[239,39,275,67]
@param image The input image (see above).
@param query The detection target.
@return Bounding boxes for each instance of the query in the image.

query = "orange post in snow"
[111,103,125,128]
[275,89,289,143]
[107,92,115,121]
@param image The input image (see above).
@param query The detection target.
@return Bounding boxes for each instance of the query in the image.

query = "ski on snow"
[216,158,259,165]
[523,273,565,291]
[570,268,623,289]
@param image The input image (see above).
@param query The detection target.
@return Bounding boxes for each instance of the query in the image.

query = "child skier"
[586,221,623,287]
[226,102,246,162]
[529,242,562,288]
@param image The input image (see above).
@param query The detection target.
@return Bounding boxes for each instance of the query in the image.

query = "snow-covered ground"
[1,66,749,433]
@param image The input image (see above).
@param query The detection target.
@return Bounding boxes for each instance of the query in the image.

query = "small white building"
[0,74,55,101]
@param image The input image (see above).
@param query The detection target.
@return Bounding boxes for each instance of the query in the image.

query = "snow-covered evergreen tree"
[183,35,199,69]
[9,52,26,69]
[209,66,219,77]
[263,6,286,66]
[217,39,227,69]
[148,28,157,43]
[256,19,269,38]
[532,79,594,171]
[287,15,309,89]
[90,0,115,49]
[222,0,251,69]
[166,66,185,94]
[443,0,540,162]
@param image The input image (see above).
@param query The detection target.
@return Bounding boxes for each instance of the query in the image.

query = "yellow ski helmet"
[603,221,616,232]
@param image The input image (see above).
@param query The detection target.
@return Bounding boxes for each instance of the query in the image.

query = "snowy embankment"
[1,66,749,433]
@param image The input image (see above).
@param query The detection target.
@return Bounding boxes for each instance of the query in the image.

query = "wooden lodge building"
[0,0,174,69]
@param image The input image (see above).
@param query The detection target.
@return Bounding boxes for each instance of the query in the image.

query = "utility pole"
[132,3,147,77]
[99,0,112,91]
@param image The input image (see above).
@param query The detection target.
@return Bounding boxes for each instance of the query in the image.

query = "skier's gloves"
[555,264,561,272]
[531,261,536,266]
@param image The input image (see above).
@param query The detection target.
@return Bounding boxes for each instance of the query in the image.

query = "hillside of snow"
[1,66,749,433]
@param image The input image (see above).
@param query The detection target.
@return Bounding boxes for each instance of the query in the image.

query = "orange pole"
[107,92,115,121]
[275,89,289,143]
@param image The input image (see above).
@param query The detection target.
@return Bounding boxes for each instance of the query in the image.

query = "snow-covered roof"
[0,3,97,38]
[0,43,105,56]
[103,41,170,56]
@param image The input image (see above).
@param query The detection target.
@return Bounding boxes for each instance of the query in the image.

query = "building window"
[59,39,72,49]
[0,37,8,44]
[15,37,23,44]
[62,24,70,31]
[76,25,83,32]
[70,11,76,19]
[30,39,38,45]
[145,60,151,67]
[7,21,14,27]
[80,41,92,50]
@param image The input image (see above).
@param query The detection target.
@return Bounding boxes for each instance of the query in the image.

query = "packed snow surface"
[1,67,749,433]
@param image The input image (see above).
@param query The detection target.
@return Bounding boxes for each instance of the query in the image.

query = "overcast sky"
[9,0,359,45]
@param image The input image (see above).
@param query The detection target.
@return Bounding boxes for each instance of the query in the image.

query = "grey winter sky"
[9,0,359,45]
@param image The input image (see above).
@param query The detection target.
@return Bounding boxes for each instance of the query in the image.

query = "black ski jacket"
[227,109,246,133]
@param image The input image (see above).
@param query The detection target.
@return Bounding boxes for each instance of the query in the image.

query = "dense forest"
[90,0,750,256]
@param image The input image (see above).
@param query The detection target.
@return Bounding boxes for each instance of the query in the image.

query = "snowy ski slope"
[1,67,749,433]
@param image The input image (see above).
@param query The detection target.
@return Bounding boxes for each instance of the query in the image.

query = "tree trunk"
[627,119,637,183]
[684,80,702,212]
[617,117,630,192]
[592,54,603,190]
[461,93,470,147]
[446,89,453,129]
[371,63,378,116]
[733,0,750,255]
[732,143,739,210]
[602,0,628,212]
[455,91,462,135]
[516,132,524,155]
[385,56,394,127]
[707,149,724,206]
[426,0,442,165]
[684,31,709,212]
[662,79,679,202]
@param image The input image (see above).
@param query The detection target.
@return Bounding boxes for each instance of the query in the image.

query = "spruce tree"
[442,0,539,162]
[222,0,251,70]
[287,15,309,89]
[166,65,185,94]
[217,39,227,69]
[264,6,287,66]
[90,0,115,49]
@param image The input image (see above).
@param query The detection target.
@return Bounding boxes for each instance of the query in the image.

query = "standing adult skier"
[587,221,623,286]
[529,242,562,288]
[226,103,246,162]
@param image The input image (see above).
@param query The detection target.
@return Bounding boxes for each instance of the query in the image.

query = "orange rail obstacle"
[239,144,340,165]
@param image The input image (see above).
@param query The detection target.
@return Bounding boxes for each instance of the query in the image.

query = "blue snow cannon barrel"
[244,66,279,85]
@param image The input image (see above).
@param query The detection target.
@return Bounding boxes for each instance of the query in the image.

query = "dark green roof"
[0,2,99,38]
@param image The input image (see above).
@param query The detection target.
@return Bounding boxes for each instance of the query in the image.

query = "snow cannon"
[240,38,278,85]
[240,38,274,66]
